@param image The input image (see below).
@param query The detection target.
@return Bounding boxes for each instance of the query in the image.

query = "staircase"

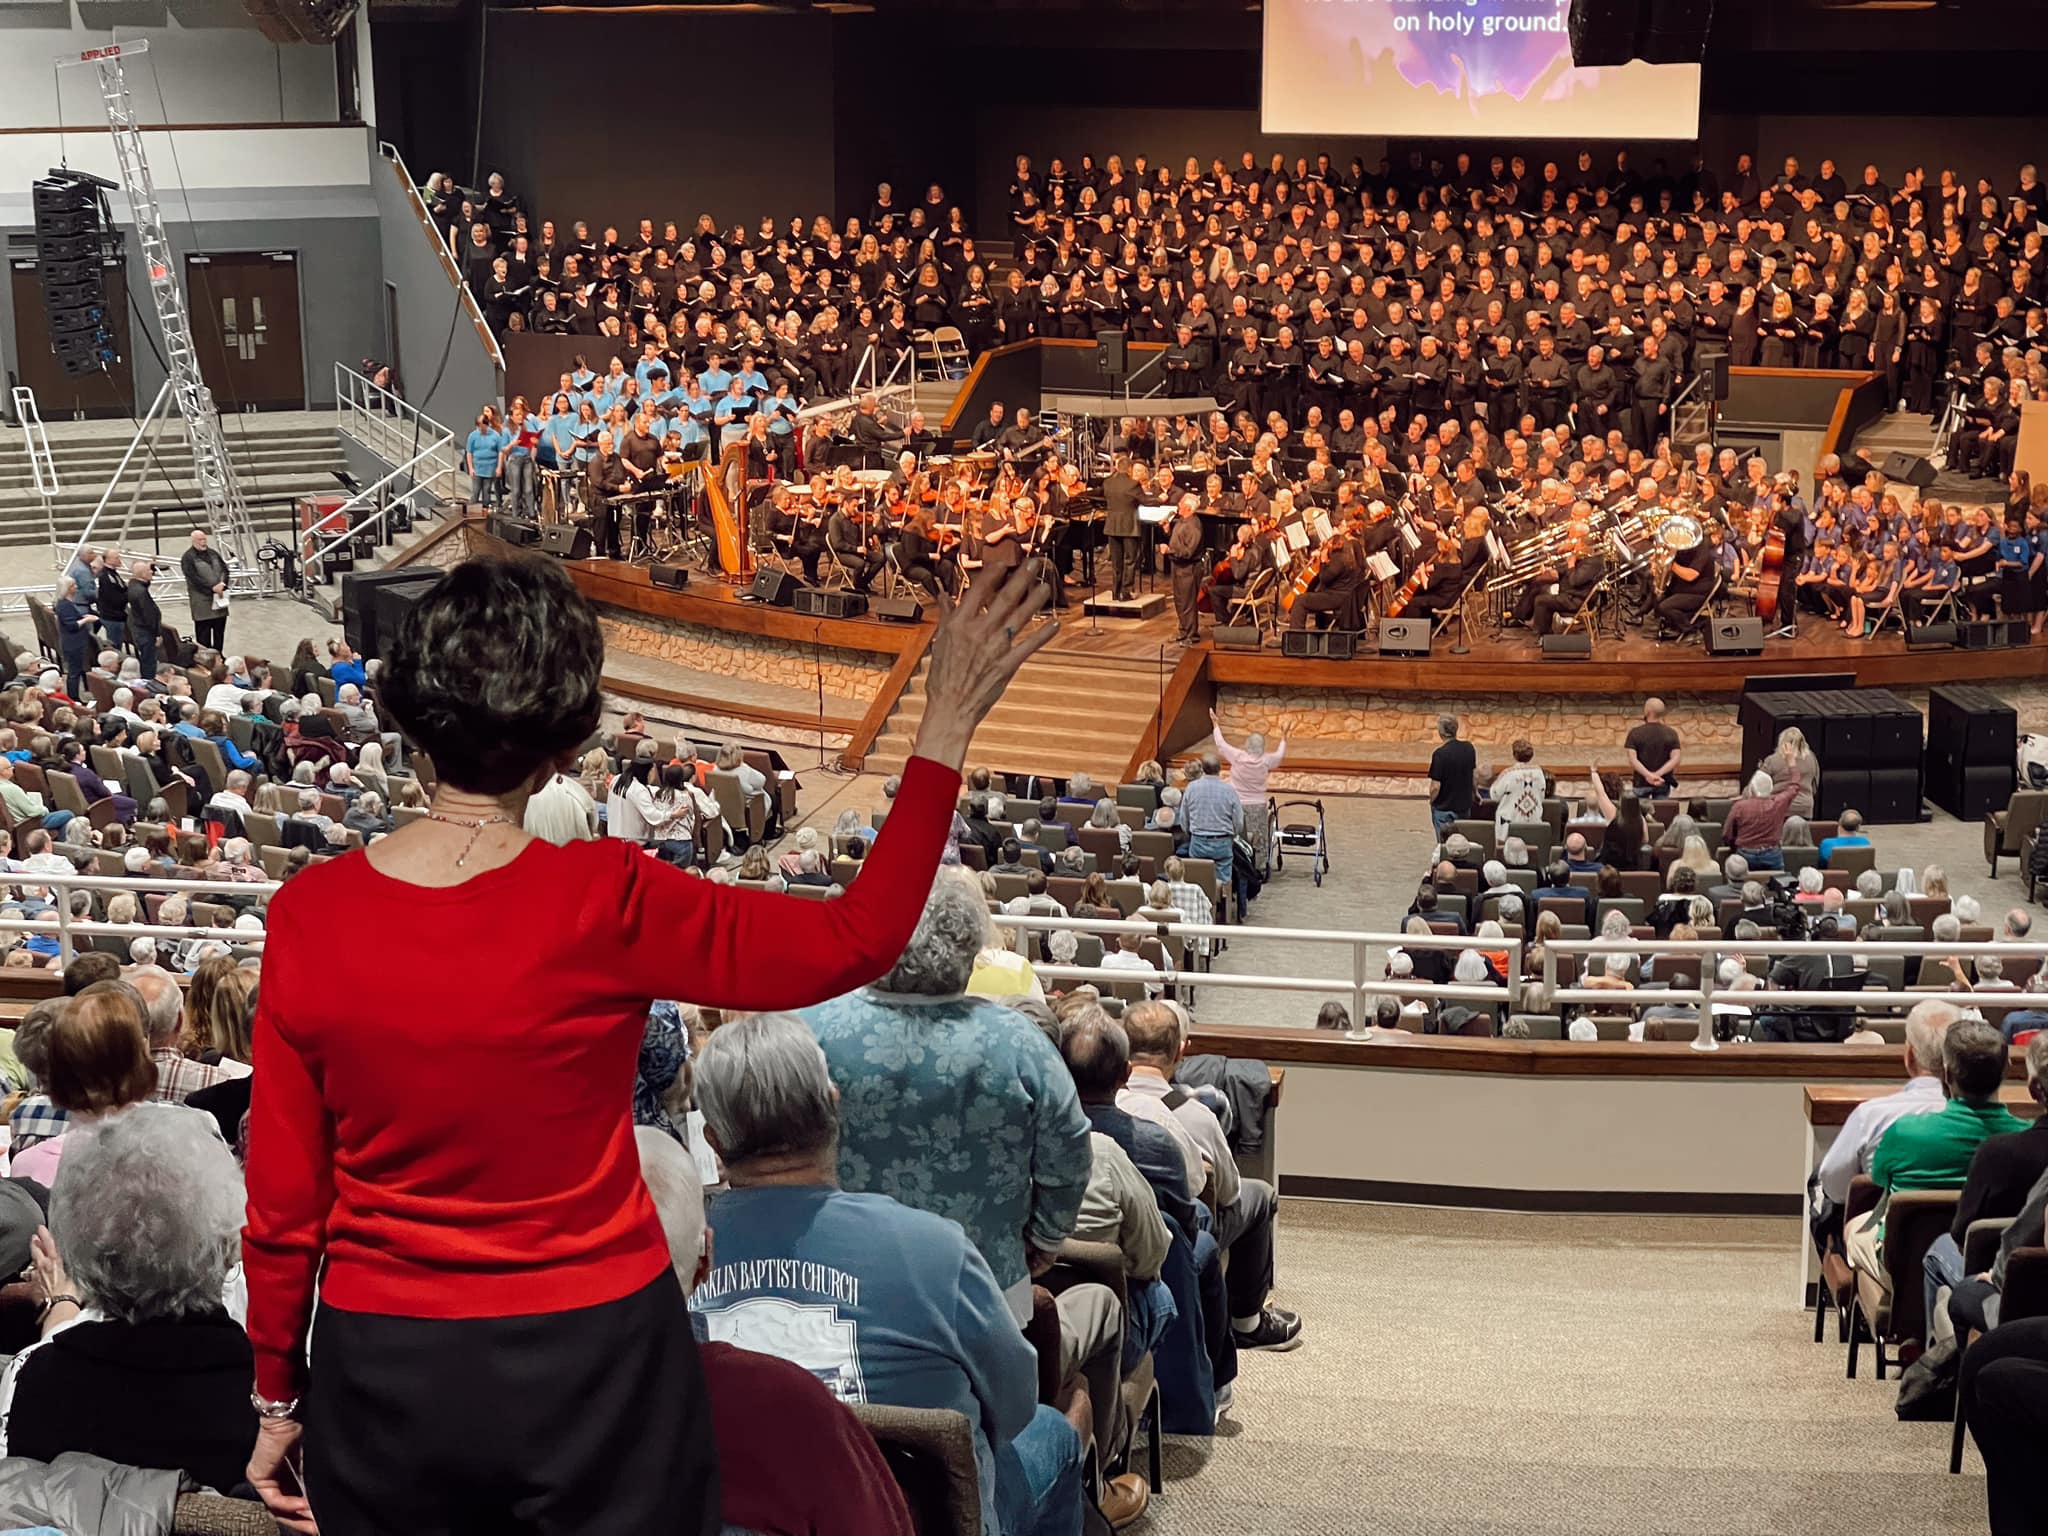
[864,652,1167,784]
[0,413,344,549]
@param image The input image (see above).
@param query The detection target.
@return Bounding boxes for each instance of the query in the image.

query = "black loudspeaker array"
[1568,0,1714,66]
[1925,685,2017,822]
[1740,688,1923,825]
[32,172,118,379]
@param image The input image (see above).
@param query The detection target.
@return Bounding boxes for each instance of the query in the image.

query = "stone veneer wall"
[597,613,890,702]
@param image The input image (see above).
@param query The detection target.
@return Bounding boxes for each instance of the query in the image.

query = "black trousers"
[1108,534,1141,599]
[1963,1317,2048,1535]
[305,1272,719,1536]
[1170,560,1202,641]
[1655,590,1707,634]
[193,612,227,653]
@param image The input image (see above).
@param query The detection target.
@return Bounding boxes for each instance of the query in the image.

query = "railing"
[10,387,59,555]
[976,911,2047,1051]
[3,870,282,969]
[334,361,464,501]
[377,142,505,374]
[1542,936,2048,1052]
[302,429,456,584]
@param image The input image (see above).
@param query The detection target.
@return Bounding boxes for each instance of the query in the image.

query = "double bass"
[1746,502,1787,621]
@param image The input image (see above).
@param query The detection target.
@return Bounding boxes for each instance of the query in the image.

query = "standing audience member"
[1624,697,1682,799]
[1427,714,1476,839]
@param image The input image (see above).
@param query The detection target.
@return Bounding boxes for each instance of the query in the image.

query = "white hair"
[1855,869,1883,898]
[878,872,990,995]
[1746,770,1774,799]
[51,1107,245,1325]
[1388,950,1415,977]
[1955,895,1982,924]
[1605,951,1630,976]
[1047,929,1079,963]
[1454,951,1488,984]
[1483,859,1506,887]
[635,1126,706,1280]
[1798,866,1823,894]
[1932,913,1962,942]
[128,937,157,964]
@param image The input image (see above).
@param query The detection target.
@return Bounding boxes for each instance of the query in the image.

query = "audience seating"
[1845,1181,1961,1380]
[848,1403,983,1536]
[1987,788,2047,878]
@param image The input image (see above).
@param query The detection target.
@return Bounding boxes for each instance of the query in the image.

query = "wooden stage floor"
[564,553,2045,695]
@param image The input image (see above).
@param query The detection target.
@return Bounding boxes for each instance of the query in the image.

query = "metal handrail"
[1540,936,2048,1053]
[375,141,506,372]
[13,869,283,967]
[303,433,455,580]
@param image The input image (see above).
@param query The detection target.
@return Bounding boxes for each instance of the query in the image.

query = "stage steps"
[0,411,344,548]
[863,652,1166,785]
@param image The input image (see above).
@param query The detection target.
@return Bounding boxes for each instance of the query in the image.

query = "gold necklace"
[425,808,517,868]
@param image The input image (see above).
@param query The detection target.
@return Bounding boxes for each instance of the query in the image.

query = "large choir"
[453,142,2048,645]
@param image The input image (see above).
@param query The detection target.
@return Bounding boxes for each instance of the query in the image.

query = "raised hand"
[912,562,1056,771]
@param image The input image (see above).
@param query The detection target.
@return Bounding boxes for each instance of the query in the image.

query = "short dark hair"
[381,557,604,794]
[1060,1009,1130,1096]
[1545,860,1571,885]
[62,952,121,996]
[1946,1018,2009,1100]
[1001,838,1022,863]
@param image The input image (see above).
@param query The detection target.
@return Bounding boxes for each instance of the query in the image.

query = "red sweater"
[242,755,958,1400]
[701,1342,912,1536]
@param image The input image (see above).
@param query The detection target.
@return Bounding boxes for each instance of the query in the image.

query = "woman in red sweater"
[243,554,1052,1534]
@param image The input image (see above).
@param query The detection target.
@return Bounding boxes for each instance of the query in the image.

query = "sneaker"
[1232,1308,1303,1351]
[1099,1473,1150,1530]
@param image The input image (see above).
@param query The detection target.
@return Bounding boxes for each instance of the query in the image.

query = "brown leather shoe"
[1100,1472,1150,1529]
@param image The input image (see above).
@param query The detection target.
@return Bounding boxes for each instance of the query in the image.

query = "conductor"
[1101,455,1142,601]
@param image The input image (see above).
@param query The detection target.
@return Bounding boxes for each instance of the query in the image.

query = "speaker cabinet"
[1958,619,2029,650]
[1865,766,1922,825]
[747,569,798,607]
[1816,767,1868,822]
[1377,617,1432,655]
[792,587,867,620]
[1281,629,1359,659]
[341,568,442,658]
[537,523,590,559]
[1706,616,1764,656]
[1905,619,1957,651]
[868,594,926,624]
[650,563,691,590]
[1211,625,1263,651]
[1879,451,1937,489]
[1539,633,1592,660]
[1095,329,1128,375]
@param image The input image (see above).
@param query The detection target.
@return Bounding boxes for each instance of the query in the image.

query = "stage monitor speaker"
[1377,617,1432,656]
[1095,329,1128,375]
[1710,353,1730,402]
[649,563,691,590]
[1905,619,1958,651]
[1879,451,1937,489]
[1212,625,1264,651]
[1281,629,1359,659]
[1706,617,1764,656]
[1539,633,1593,660]
[1958,619,2029,650]
[536,523,588,558]
[747,569,798,607]
[869,594,925,624]
[792,587,867,620]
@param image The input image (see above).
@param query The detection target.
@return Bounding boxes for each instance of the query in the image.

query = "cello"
[1746,502,1787,621]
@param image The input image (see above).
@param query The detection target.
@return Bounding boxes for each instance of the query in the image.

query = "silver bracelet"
[250,1392,301,1422]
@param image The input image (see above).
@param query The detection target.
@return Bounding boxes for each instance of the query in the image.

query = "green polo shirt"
[1871,1096,2028,1193]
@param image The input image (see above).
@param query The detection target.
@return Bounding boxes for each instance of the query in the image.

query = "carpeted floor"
[1137,1201,1986,1535]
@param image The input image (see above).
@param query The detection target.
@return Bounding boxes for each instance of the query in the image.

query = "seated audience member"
[1923,1033,2048,1340]
[1818,808,1871,866]
[633,1127,914,1536]
[690,1014,1088,1536]
[1706,853,1750,908]
[804,874,1091,1323]
[1120,1001,1301,1351]
[1059,1007,1234,1434]
[2000,973,2048,1043]
[135,963,225,1104]
[1100,931,1163,996]
[1810,1001,1958,1256]
[1529,860,1594,927]
[1560,832,1601,874]
[1843,1018,2025,1284]
[0,1107,255,1492]
[8,999,69,1152]
[185,966,260,1152]
[13,982,166,1187]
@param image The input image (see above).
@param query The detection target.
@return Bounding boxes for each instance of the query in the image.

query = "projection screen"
[1262,0,1702,140]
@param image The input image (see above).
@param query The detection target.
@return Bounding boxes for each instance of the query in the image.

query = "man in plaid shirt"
[134,964,225,1104]
[8,997,68,1152]
[1160,855,1216,958]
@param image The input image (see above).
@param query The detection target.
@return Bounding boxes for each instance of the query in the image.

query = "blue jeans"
[471,474,500,506]
[1740,847,1784,872]
[503,454,536,519]
[1187,834,1233,910]
[1431,807,1458,839]
[651,838,695,868]
[101,619,125,652]
[1923,1230,1966,1339]
[1124,1276,1178,1374]
[993,1403,1084,1536]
